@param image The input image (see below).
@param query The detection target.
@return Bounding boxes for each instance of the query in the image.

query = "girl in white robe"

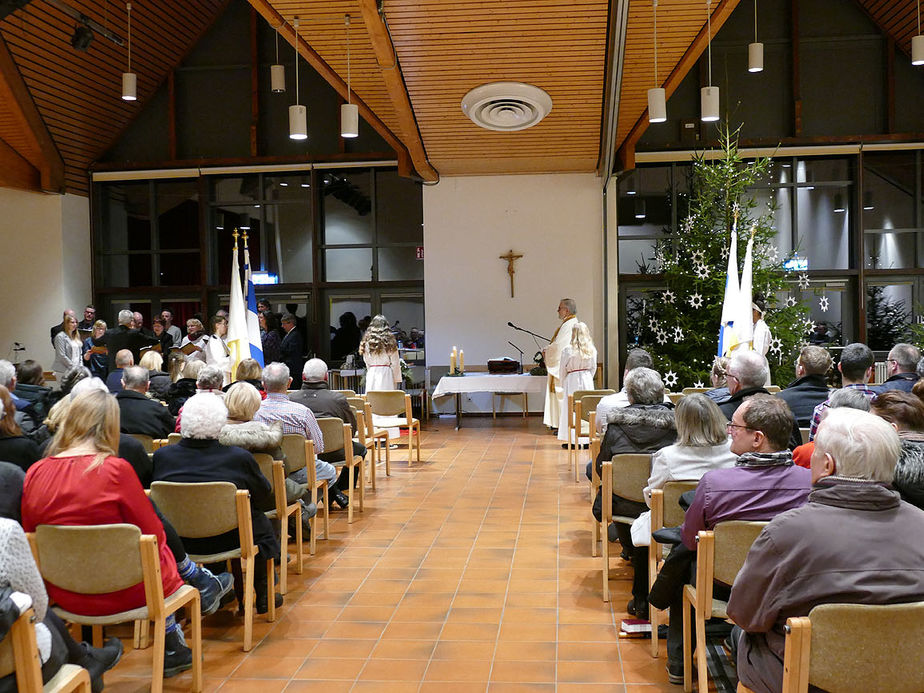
[360,314,402,393]
[558,321,598,444]
[205,314,232,386]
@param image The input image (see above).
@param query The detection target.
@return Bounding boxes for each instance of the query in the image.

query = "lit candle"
[460,350,464,372]
[450,350,456,373]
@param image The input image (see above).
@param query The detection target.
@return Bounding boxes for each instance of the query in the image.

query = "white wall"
[0,189,92,369]
[424,173,603,412]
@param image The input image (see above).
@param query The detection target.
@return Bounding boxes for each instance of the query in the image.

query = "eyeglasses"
[887,358,898,364]
[726,372,739,381]
[726,422,754,432]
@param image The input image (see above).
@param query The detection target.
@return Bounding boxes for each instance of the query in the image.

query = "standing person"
[260,312,283,366]
[751,300,771,357]
[279,313,305,381]
[542,298,578,432]
[51,313,83,386]
[151,317,174,354]
[50,309,75,346]
[82,320,109,379]
[557,322,597,445]
[330,312,361,361]
[359,315,401,393]
[77,305,97,331]
[132,311,154,338]
[161,309,183,346]
[94,310,158,372]
[178,318,208,365]
[205,314,232,386]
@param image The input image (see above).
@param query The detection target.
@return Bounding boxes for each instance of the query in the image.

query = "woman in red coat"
[21,388,192,677]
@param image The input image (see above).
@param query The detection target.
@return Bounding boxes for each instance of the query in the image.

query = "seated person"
[594,349,668,434]
[704,356,731,403]
[649,394,811,684]
[152,393,282,614]
[222,358,265,397]
[0,517,123,693]
[0,385,42,472]
[165,359,204,416]
[12,360,51,421]
[726,408,924,693]
[116,366,175,439]
[21,389,193,677]
[871,391,924,510]
[105,349,133,394]
[792,387,871,468]
[139,350,171,402]
[776,345,832,427]
[877,342,921,393]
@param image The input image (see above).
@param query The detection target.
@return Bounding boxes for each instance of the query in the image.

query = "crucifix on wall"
[499,249,523,298]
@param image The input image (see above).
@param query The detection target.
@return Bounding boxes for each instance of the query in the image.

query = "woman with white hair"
[557,322,597,444]
[359,314,401,393]
[152,392,282,614]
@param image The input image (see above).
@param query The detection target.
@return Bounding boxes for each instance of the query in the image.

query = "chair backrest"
[280,433,308,476]
[130,433,155,453]
[149,481,241,538]
[253,453,287,513]
[573,389,615,403]
[799,427,811,445]
[801,601,924,693]
[682,387,710,395]
[316,417,348,455]
[712,520,768,586]
[335,389,357,397]
[660,480,699,528]
[579,395,609,424]
[766,385,781,394]
[32,524,144,595]
[608,453,651,505]
[345,396,366,412]
[166,432,182,446]
[366,390,409,418]
[667,392,684,404]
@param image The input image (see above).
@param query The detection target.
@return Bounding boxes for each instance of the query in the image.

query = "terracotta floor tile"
[558,685,628,693]
[502,607,557,623]
[557,641,619,661]
[322,621,387,639]
[292,656,366,680]
[370,639,437,660]
[493,641,557,662]
[446,606,504,623]
[418,683,485,693]
[391,603,451,622]
[424,658,493,682]
[232,655,305,679]
[357,658,430,681]
[283,681,354,693]
[431,639,496,660]
[439,622,499,641]
[308,638,378,659]
[558,624,620,642]
[219,680,291,693]
[490,660,557,683]
[487,684,557,693]
[252,638,318,659]
[556,659,625,683]
[381,621,445,640]
[351,682,421,693]
[335,605,397,622]
[498,622,558,642]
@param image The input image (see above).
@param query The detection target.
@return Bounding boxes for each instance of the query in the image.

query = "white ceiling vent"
[461,82,552,132]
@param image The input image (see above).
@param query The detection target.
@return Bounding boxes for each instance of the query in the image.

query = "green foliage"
[626,125,810,388]
[865,285,911,351]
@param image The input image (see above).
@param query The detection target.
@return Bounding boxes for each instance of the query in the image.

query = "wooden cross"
[499,249,523,298]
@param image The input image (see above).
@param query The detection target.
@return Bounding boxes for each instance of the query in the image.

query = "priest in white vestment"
[542,298,578,430]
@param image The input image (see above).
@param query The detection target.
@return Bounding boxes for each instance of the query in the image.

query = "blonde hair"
[235,358,262,382]
[139,350,163,371]
[181,359,205,381]
[359,315,397,355]
[46,390,119,470]
[167,352,185,381]
[225,381,262,421]
[570,322,595,359]
[44,396,72,433]
[62,315,81,343]
[675,394,727,446]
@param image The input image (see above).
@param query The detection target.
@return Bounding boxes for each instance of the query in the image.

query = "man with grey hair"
[727,408,924,693]
[542,297,579,431]
[96,309,158,373]
[718,350,771,421]
[878,342,922,393]
[116,365,174,438]
[169,365,225,433]
[594,348,671,434]
[809,342,876,439]
[255,362,348,508]
[290,358,367,466]
[776,345,832,427]
[0,360,27,411]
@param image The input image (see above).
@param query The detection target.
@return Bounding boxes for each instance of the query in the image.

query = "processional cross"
[499,249,523,298]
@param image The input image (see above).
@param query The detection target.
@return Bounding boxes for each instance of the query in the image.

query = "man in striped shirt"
[255,362,349,508]
[808,343,877,440]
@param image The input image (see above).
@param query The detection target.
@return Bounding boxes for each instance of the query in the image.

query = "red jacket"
[22,454,183,616]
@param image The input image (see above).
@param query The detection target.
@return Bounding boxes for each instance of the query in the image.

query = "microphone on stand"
[507,341,525,374]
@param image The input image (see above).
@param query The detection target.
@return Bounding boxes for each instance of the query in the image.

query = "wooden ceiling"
[0,0,921,194]
[0,0,228,194]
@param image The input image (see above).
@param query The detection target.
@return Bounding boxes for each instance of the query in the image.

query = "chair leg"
[384,437,391,476]
[294,505,303,575]
[308,509,317,556]
[369,444,377,491]
[358,460,365,512]
[601,527,610,603]
[188,593,203,693]
[591,518,600,558]
[150,617,166,693]
[649,546,660,658]
[266,559,276,623]
[90,625,103,648]
[683,592,693,693]
[321,481,330,539]
[695,610,708,693]
[415,423,421,463]
[242,555,254,651]
[347,465,355,524]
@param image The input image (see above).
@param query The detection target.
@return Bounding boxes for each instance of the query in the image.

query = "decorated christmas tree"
[627,126,810,388]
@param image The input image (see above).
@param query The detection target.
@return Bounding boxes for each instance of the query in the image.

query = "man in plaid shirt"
[256,362,350,508]
[809,343,877,440]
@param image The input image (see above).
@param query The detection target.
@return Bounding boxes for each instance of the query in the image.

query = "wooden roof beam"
[247,0,425,179]
[0,35,64,193]
[357,0,438,183]
[615,0,741,172]
[0,136,41,191]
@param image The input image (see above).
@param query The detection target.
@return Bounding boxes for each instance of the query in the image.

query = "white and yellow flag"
[227,232,250,377]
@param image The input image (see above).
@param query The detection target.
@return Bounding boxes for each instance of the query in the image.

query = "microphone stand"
[507,341,525,374]
[507,322,551,343]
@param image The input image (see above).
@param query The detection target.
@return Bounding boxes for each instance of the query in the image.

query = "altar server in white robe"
[557,321,597,444]
[542,298,578,430]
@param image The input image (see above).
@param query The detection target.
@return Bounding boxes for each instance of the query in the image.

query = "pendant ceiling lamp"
[647,0,666,123]
[701,0,720,122]
[749,0,763,72]
[121,2,136,101]
[289,16,307,140]
[913,0,923,65]
[271,24,286,93]
[341,14,359,138]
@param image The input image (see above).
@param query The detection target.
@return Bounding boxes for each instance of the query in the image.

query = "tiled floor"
[106,415,680,692]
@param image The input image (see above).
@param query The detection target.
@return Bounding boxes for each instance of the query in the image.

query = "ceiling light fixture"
[833,193,845,213]
[701,0,720,122]
[341,14,359,138]
[647,0,666,123]
[913,0,924,65]
[271,23,286,93]
[289,16,307,140]
[864,190,875,211]
[749,0,763,72]
[635,199,647,220]
[121,2,136,101]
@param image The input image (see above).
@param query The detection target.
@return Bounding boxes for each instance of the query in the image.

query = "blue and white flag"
[718,226,739,356]
[227,236,250,376]
[242,236,265,367]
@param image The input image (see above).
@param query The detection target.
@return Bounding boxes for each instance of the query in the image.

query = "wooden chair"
[366,391,421,466]
[128,433,155,453]
[316,417,365,524]
[28,524,202,693]
[682,387,710,395]
[682,521,768,693]
[0,607,92,693]
[572,391,614,484]
[334,389,356,397]
[347,395,389,488]
[600,453,651,602]
[281,434,330,555]
[745,601,924,693]
[799,427,811,445]
[252,453,302,595]
[766,385,781,394]
[165,433,182,446]
[149,482,272,652]
[667,392,685,405]
[648,481,699,657]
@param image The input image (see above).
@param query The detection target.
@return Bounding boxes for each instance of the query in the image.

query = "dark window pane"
[212,176,259,203]
[100,183,151,251]
[263,175,311,202]
[214,206,262,281]
[157,180,199,250]
[159,253,201,285]
[322,171,373,244]
[266,204,312,283]
[376,170,422,244]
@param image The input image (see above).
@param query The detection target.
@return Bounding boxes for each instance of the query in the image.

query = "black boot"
[328,487,349,509]
[163,628,192,678]
[254,560,283,615]
[74,638,123,693]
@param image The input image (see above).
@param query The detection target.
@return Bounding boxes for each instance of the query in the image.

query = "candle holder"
[448,346,465,376]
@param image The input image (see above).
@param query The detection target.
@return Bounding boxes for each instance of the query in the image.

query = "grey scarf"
[735,450,794,468]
